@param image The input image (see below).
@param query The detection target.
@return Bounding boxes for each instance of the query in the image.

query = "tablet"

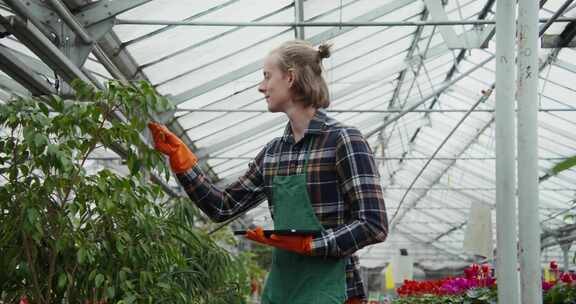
[233,229,321,237]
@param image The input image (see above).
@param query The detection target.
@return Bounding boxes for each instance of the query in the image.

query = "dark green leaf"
[95,273,105,288]
[38,102,50,115]
[58,273,67,289]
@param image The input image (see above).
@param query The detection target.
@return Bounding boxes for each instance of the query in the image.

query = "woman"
[149,40,388,304]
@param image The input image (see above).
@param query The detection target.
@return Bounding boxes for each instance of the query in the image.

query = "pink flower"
[542,281,555,291]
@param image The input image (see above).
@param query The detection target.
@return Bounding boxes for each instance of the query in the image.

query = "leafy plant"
[394,264,497,304]
[392,284,497,304]
[540,155,576,182]
[543,261,576,304]
[543,283,576,304]
[0,80,256,303]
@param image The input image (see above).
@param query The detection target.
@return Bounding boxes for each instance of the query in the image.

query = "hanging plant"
[0,80,255,303]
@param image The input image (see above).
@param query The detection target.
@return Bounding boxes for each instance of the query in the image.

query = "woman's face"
[258,54,294,113]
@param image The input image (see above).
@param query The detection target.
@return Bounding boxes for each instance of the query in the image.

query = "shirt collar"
[281,109,328,143]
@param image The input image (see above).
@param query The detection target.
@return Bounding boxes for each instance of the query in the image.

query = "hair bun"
[318,43,332,59]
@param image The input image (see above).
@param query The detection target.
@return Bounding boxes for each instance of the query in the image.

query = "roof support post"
[495,0,520,303]
[517,0,542,302]
[560,241,572,272]
[294,0,305,39]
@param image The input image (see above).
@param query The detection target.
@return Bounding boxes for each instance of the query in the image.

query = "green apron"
[261,137,347,304]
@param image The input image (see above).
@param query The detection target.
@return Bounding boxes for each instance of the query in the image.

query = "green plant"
[540,155,576,182]
[392,288,497,304]
[544,283,576,304]
[0,80,256,303]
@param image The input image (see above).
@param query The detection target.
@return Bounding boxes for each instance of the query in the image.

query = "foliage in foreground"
[0,80,257,303]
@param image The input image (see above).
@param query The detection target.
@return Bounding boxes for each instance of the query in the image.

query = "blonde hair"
[271,40,332,108]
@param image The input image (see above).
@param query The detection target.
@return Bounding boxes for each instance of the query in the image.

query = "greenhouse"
[0,0,575,303]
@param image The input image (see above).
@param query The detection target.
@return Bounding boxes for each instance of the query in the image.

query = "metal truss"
[170,0,415,105]
[380,0,576,250]
[115,17,576,27]
[0,0,187,197]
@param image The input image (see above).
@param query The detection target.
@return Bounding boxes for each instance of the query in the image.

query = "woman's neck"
[285,105,316,143]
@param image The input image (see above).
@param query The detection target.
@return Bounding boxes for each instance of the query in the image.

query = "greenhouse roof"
[0,0,575,269]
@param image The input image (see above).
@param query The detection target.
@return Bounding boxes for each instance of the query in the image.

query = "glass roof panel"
[2,0,576,267]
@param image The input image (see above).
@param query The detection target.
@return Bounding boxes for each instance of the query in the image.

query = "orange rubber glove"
[245,226,313,255]
[148,122,197,173]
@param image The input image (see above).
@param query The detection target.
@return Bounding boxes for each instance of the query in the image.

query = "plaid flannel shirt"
[177,109,388,299]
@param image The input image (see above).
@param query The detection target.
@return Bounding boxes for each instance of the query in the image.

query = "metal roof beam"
[171,0,480,121]
[542,34,576,47]
[376,0,497,182]
[120,0,240,48]
[141,3,294,76]
[197,116,288,159]
[0,15,90,84]
[394,227,471,261]
[172,16,458,127]
[116,17,576,27]
[171,0,416,105]
[0,73,29,97]
[0,41,55,95]
[0,40,55,76]
[0,2,182,197]
[364,55,495,139]
[390,116,495,230]
[45,0,220,182]
[387,8,429,110]
[424,0,493,49]
[172,107,576,114]
[0,89,10,101]
[73,0,152,28]
[197,47,473,159]
[412,137,574,248]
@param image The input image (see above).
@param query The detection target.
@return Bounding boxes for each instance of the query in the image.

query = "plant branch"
[61,102,115,208]
[45,198,62,304]
[23,235,45,303]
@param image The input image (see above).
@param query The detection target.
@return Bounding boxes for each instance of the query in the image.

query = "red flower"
[561,273,573,283]
[471,264,480,275]
[482,263,491,274]
[550,260,558,270]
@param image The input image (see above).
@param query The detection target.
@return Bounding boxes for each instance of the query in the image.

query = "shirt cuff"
[176,164,201,183]
[310,228,336,258]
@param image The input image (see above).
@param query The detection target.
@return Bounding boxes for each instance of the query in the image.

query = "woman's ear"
[286,68,296,88]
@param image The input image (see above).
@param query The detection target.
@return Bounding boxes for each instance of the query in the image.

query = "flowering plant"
[394,261,576,304]
[394,264,496,303]
[543,260,576,304]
